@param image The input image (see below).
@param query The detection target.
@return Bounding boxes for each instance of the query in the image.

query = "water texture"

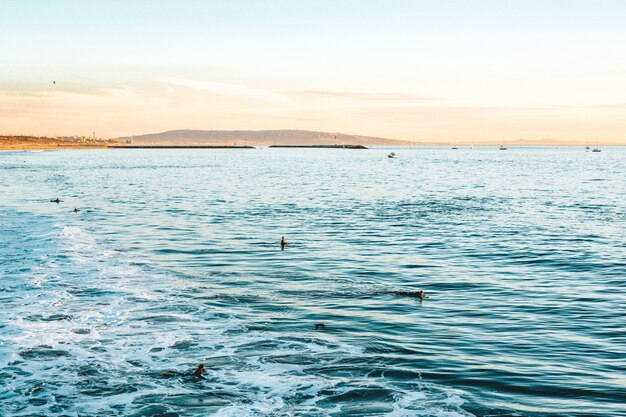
[0,147,625,416]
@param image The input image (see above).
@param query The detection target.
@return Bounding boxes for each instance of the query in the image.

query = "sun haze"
[2,0,626,144]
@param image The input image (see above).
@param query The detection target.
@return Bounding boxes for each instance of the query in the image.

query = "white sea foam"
[1,218,474,417]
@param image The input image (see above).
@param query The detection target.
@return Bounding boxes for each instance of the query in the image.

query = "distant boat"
[499,144,508,150]
[592,139,601,152]
[388,152,396,158]
[452,140,458,150]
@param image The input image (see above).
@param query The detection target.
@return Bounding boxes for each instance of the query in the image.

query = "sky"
[1,0,626,143]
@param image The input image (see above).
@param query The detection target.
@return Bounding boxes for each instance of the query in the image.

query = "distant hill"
[119,130,412,146]
[114,130,614,147]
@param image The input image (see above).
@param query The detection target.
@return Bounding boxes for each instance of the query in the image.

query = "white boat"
[499,144,508,150]
[592,139,601,152]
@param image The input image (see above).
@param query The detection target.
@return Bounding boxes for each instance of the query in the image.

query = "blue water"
[1,147,625,416]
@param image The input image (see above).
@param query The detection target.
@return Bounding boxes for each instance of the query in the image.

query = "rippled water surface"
[1,147,625,416]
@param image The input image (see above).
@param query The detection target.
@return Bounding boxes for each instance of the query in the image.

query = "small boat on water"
[592,139,601,152]
[388,152,397,158]
[499,144,508,150]
[452,140,458,150]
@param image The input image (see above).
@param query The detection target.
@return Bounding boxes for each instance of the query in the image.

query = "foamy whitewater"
[1,147,625,416]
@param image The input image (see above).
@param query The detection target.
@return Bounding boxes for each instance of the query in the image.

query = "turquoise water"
[0,147,624,416]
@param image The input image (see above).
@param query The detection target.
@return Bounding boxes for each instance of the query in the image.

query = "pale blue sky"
[2,0,626,141]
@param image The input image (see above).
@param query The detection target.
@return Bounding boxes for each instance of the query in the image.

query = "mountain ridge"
[119,129,411,146]
[115,130,617,146]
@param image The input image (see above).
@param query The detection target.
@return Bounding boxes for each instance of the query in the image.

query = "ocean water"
[0,147,624,417]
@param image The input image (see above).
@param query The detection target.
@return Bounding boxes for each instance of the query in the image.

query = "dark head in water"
[73,208,81,212]
[314,323,325,330]
[191,364,205,377]
[393,290,429,299]
[51,198,62,203]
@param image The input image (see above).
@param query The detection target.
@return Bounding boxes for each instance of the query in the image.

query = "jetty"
[268,144,368,149]
[108,145,255,149]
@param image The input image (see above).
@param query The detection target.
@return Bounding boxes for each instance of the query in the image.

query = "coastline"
[1,135,620,150]
[0,144,111,151]
[0,136,112,151]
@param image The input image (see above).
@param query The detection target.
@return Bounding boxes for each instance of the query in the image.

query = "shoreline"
[2,144,618,151]
[1,138,621,151]
[0,136,113,151]
[0,144,112,151]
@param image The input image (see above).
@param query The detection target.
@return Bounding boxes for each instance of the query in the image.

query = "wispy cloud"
[295,89,435,104]
[3,83,626,143]
[592,102,626,109]
[155,76,292,105]
[0,86,172,137]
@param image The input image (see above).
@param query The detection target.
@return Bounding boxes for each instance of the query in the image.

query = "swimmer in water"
[280,236,288,249]
[50,198,62,203]
[393,290,429,299]
[73,208,81,212]
[160,364,206,379]
[314,323,325,330]
[191,364,205,378]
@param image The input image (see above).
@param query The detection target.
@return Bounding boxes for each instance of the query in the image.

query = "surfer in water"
[280,236,288,250]
[393,290,429,299]
[191,364,206,378]
[51,198,62,203]
[159,363,206,379]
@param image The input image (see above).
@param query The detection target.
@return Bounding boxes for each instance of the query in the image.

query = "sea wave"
[0,210,474,416]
